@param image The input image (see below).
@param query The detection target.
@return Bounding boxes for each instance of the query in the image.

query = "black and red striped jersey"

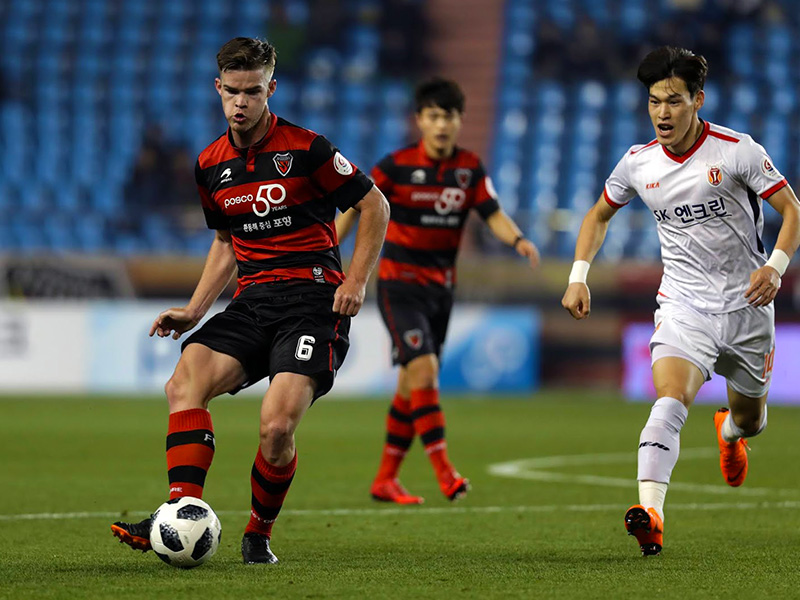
[195,113,373,296]
[373,141,501,289]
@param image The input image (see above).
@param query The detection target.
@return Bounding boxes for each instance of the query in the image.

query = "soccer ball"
[150,497,222,568]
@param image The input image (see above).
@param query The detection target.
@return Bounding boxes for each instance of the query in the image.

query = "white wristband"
[568,260,591,284]
[765,249,790,277]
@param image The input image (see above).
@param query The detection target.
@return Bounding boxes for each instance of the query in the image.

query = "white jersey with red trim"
[604,120,788,313]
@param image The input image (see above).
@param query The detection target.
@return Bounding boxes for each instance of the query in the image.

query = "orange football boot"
[714,408,749,487]
[371,479,424,505]
[441,475,470,501]
[624,505,663,556]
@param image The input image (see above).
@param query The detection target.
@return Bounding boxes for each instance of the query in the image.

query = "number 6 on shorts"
[295,335,316,361]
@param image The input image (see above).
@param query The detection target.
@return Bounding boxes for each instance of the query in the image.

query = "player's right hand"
[333,278,366,317]
[561,283,591,320]
[149,308,201,340]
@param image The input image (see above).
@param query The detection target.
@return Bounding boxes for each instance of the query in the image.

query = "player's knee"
[165,369,208,412]
[406,355,439,390]
[259,419,295,458]
[165,373,190,411]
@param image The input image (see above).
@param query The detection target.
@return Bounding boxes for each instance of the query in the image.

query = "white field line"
[3,449,796,523]
[3,500,800,522]
[487,447,799,497]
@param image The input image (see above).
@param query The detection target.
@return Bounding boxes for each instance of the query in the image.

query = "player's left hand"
[333,278,366,316]
[516,239,540,270]
[745,265,781,307]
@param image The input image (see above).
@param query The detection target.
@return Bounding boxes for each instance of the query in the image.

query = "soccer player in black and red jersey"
[111,37,389,564]
[337,78,539,504]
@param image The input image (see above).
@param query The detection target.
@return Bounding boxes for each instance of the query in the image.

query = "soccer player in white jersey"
[562,46,800,556]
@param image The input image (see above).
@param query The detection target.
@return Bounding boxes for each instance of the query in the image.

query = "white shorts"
[649,296,775,398]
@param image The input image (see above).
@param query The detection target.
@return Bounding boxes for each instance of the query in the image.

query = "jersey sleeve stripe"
[761,178,788,199]
[324,173,373,212]
[708,130,740,143]
[474,196,501,220]
[603,187,627,208]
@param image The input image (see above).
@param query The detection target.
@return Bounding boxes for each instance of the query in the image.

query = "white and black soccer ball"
[150,497,221,568]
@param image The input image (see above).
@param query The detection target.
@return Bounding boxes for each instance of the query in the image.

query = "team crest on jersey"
[403,329,424,350]
[273,152,293,177]
[411,169,426,184]
[707,165,723,187]
[455,168,472,189]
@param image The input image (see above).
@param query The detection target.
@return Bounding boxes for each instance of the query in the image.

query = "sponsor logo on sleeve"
[761,157,781,178]
[333,152,354,176]
[484,175,498,198]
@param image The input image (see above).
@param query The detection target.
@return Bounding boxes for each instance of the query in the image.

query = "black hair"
[637,46,708,97]
[414,77,465,113]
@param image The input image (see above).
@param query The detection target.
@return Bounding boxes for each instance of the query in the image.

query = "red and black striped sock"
[245,450,297,538]
[166,408,215,499]
[410,388,455,485]
[375,393,414,481]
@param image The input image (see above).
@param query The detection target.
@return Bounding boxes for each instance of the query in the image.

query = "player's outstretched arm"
[333,186,390,317]
[485,209,540,269]
[561,195,618,320]
[150,230,237,339]
[746,185,800,307]
[334,208,360,242]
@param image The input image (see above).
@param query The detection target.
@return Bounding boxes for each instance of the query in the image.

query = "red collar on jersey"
[662,119,710,164]
[416,139,459,166]
[226,111,278,153]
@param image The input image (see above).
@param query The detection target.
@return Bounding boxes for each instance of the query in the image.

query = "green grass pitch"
[1,392,799,599]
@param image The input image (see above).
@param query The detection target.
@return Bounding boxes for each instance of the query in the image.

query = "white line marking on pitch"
[487,448,799,497]
[3,500,800,522]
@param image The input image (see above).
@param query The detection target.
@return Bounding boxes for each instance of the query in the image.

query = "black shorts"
[377,280,454,366]
[181,283,350,400]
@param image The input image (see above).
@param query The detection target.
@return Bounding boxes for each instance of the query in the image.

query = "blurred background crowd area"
[1,0,799,299]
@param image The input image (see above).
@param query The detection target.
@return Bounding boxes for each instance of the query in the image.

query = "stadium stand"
[493,0,799,259]
[0,0,797,260]
[0,0,413,256]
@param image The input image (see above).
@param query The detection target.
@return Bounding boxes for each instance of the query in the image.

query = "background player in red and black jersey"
[111,37,389,564]
[337,78,539,504]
